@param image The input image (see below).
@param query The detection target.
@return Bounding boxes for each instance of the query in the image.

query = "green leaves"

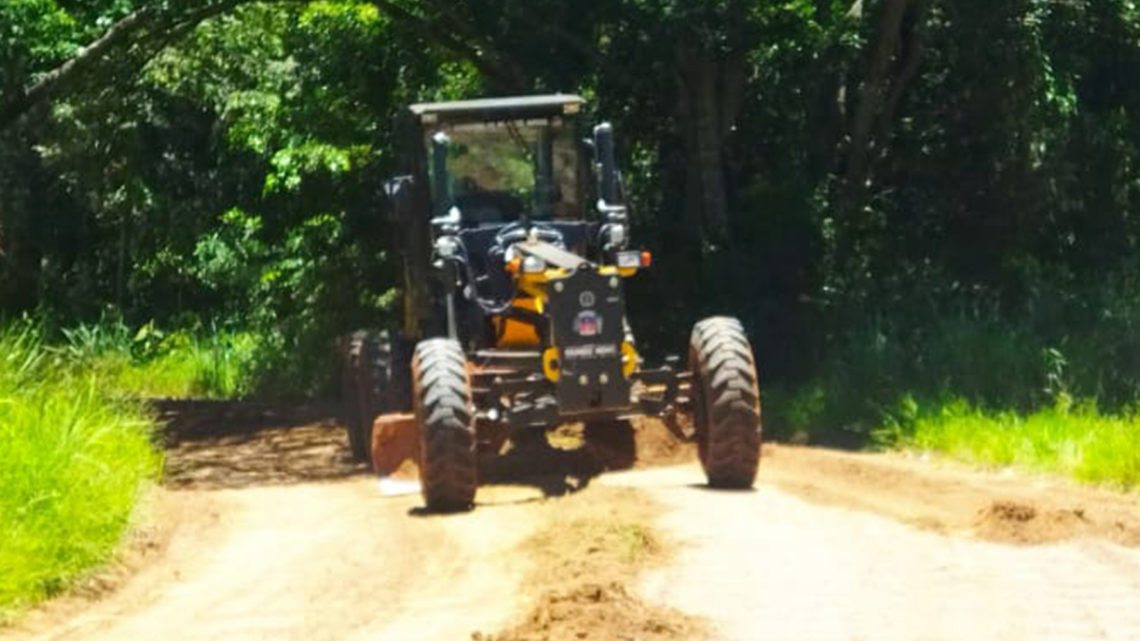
[222,90,283,154]
[1,0,1140,410]
[0,0,78,78]
[264,142,372,194]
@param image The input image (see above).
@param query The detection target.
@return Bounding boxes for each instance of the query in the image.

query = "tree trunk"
[841,0,916,214]
[678,48,746,246]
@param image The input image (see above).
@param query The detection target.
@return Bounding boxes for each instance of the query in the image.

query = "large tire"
[413,339,478,511]
[341,330,409,463]
[341,331,372,461]
[688,317,762,488]
[584,419,636,471]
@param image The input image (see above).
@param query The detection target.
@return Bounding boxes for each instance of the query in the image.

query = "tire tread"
[413,338,477,511]
[689,317,762,488]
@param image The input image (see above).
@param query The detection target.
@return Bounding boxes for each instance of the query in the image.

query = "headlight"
[434,236,461,259]
[603,223,627,250]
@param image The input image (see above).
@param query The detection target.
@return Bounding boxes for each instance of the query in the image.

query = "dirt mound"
[477,582,693,641]
[973,500,1118,545]
[474,487,701,641]
[760,445,1140,547]
[546,418,695,469]
[631,417,695,468]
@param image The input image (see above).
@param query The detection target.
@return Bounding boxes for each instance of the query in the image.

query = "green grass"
[876,397,1140,490]
[60,322,259,399]
[0,326,163,618]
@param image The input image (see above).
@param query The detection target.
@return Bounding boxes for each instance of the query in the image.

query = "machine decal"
[574,310,603,337]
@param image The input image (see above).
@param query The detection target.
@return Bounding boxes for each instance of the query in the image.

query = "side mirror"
[593,123,629,256]
[593,123,621,206]
[534,127,555,219]
[430,132,454,218]
[383,175,415,223]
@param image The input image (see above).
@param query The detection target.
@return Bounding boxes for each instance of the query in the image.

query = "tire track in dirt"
[613,462,1140,641]
[9,410,1140,641]
[6,480,547,641]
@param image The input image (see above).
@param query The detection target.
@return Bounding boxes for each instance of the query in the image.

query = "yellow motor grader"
[341,95,762,511]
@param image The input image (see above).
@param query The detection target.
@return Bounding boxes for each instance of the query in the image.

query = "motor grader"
[341,94,762,511]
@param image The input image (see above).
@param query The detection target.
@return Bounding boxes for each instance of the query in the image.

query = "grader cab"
[341,94,762,511]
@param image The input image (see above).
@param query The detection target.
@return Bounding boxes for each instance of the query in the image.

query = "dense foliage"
[3,0,1140,431]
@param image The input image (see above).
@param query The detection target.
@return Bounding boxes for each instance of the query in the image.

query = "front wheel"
[413,339,478,512]
[688,317,762,488]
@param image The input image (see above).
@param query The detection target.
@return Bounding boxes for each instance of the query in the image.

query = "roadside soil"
[626,458,1140,641]
[5,408,1140,641]
[759,443,1140,547]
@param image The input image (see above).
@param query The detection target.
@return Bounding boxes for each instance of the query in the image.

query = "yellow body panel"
[542,346,561,381]
[505,261,642,371]
[621,341,639,378]
[493,297,542,347]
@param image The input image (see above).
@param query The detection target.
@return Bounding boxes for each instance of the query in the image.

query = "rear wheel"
[340,330,409,463]
[341,331,374,462]
[584,419,636,471]
[413,339,478,511]
[688,317,762,488]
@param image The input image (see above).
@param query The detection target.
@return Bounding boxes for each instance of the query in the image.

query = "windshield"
[427,117,580,223]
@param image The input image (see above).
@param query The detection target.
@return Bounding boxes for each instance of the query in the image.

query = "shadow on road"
[480,441,608,496]
[156,401,624,497]
[406,440,620,517]
[156,400,366,490]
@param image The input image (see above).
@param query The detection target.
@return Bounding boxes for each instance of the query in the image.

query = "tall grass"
[767,300,1140,441]
[0,326,162,617]
[763,284,1140,490]
[60,321,259,399]
[875,397,1140,490]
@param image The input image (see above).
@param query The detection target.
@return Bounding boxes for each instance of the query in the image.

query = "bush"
[766,274,1140,447]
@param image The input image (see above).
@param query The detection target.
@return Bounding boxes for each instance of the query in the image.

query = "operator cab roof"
[409,94,585,125]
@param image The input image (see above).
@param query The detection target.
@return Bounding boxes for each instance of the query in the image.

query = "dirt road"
[626,466,1140,641]
[7,407,1140,641]
[13,481,551,641]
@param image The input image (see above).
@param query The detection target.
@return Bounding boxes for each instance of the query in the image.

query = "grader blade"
[370,412,422,496]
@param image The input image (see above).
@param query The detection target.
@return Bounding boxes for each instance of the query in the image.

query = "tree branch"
[0,7,155,130]
[880,0,930,137]
[0,0,540,133]
[840,0,914,214]
[368,0,524,92]
[0,1,273,132]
